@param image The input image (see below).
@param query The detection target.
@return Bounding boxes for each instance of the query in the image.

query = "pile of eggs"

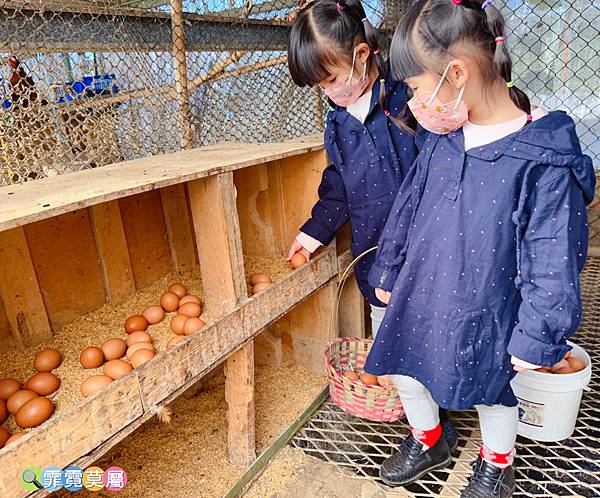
[79,283,206,398]
[342,370,380,386]
[0,347,63,448]
[535,351,586,375]
[250,273,272,295]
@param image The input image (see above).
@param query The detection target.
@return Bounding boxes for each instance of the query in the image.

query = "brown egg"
[343,370,359,381]
[170,314,189,335]
[33,348,62,372]
[169,283,187,298]
[126,342,155,360]
[15,397,54,428]
[179,295,201,307]
[250,273,272,286]
[5,431,27,446]
[167,335,186,348]
[0,399,7,425]
[0,378,22,400]
[126,331,153,347]
[290,252,307,269]
[178,302,202,318]
[101,338,127,361]
[555,365,575,375]
[0,427,11,448]
[567,356,586,372]
[565,351,572,359]
[252,282,271,294]
[160,292,180,312]
[143,305,165,325]
[7,390,38,415]
[80,375,113,397]
[124,315,148,334]
[535,367,552,373]
[103,360,133,380]
[359,372,379,385]
[25,372,60,396]
[80,346,105,369]
[183,317,206,335]
[130,349,155,368]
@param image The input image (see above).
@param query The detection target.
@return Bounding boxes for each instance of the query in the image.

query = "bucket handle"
[328,246,378,338]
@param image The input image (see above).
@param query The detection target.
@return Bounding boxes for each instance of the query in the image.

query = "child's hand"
[512,357,569,372]
[375,287,391,304]
[286,240,311,262]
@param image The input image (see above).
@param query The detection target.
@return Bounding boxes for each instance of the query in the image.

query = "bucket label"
[516,396,544,427]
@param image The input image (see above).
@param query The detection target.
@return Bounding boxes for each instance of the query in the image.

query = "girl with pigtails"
[365,0,595,496]
[286,1,427,360]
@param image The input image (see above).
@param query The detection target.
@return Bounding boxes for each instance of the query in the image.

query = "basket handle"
[328,246,378,338]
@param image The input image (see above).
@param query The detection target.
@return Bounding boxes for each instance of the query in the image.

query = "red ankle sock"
[410,423,442,449]
[480,446,515,469]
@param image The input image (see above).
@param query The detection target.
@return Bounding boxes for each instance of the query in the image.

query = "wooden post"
[89,200,136,305]
[0,227,52,345]
[171,0,194,149]
[188,172,255,465]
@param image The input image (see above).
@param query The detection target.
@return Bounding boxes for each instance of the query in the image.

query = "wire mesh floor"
[291,257,600,497]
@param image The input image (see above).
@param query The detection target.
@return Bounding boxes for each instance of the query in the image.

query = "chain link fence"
[0,0,598,208]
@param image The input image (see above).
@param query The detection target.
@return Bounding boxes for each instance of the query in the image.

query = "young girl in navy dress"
[365,0,595,496]
[286,0,419,338]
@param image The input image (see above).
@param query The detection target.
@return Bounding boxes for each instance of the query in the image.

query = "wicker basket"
[324,248,404,422]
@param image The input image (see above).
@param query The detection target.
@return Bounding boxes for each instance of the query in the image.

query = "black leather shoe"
[461,456,516,497]
[380,432,452,487]
[440,409,459,453]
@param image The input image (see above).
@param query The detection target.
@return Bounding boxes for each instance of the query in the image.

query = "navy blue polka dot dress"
[366,111,596,409]
[301,74,418,306]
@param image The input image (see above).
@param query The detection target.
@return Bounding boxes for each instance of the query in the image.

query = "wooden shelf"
[0,134,366,496]
[0,135,322,232]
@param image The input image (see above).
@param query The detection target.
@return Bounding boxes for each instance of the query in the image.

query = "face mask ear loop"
[452,85,466,111]
[426,61,453,106]
[361,59,367,82]
[346,47,358,85]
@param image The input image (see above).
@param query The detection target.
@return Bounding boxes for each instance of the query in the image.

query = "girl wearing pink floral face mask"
[286,0,422,347]
[366,1,594,496]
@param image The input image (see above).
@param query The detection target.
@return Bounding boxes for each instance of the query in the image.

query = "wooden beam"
[159,184,197,274]
[188,171,254,465]
[224,341,256,466]
[170,0,194,149]
[89,200,136,305]
[0,227,52,345]
[0,136,323,233]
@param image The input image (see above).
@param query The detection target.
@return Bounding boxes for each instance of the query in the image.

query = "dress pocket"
[450,310,493,370]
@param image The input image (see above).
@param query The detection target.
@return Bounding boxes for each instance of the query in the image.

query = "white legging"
[391,375,518,453]
[369,305,517,452]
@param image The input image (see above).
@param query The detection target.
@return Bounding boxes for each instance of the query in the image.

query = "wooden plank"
[188,170,253,465]
[189,172,247,312]
[0,375,143,498]
[224,342,256,466]
[25,210,106,332]
[288,279,338,375]
[0,136,324,232]
[119,191,172,289]
[159,184,197,273]
[89,200,136,305]
[338,274,365,339]
[0,227,52,345]
[254,328,284,367]
[279,149,328,248]
[234,162,286,257]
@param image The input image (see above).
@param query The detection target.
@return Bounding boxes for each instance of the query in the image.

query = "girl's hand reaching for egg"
[286,239,311,262]
[375,287,391,304]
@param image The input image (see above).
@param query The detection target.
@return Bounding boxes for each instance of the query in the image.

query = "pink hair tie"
[526,113,533,123]
[374,49,380,55]
[495,36,505,44]
[452,0,462,5]
[384,110,391,117]
[336,1,344,11]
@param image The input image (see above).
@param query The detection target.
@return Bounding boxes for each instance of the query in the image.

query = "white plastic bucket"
[510,341,592,442]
